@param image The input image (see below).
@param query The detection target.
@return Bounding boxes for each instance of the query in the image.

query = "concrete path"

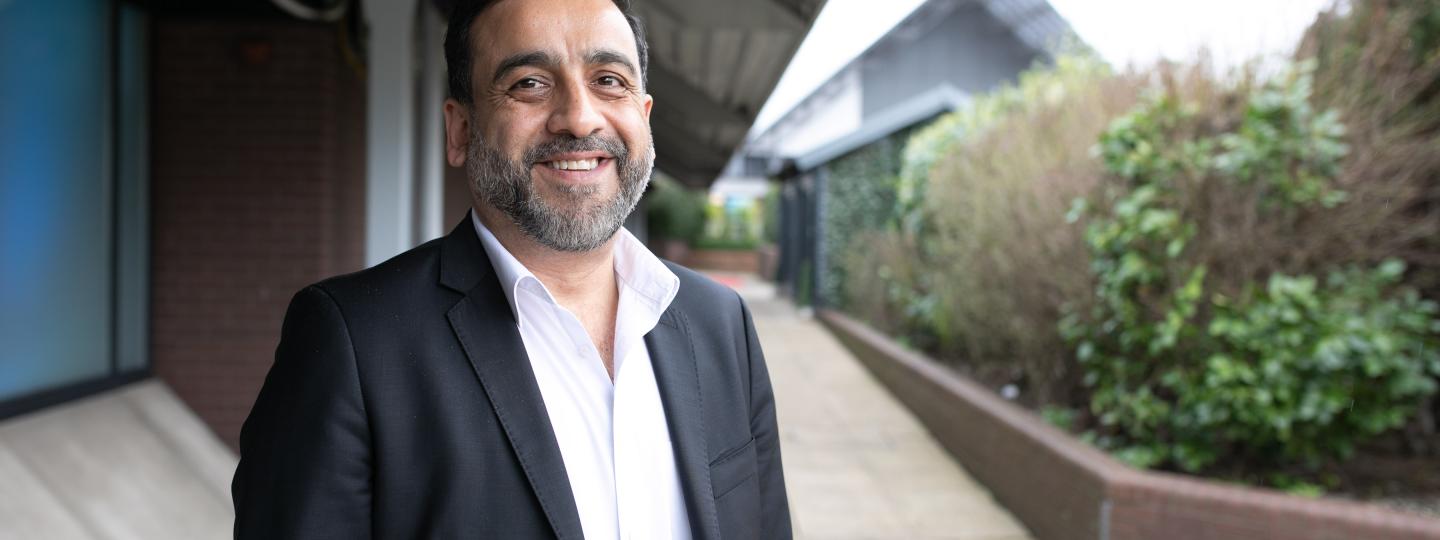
[0,381,236,540]
[709,272,1033,540]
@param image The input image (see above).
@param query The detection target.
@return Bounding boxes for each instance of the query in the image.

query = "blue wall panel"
[0,0,114,401]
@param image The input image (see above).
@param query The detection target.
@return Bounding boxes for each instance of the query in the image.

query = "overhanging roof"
[749,0,1079,176]
[636,0,826,188]
[794,84,966,171]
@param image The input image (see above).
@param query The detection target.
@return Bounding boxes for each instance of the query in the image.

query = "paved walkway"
[708,272,1032,540]
[0,381,235,539]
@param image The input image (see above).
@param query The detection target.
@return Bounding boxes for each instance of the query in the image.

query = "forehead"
[470,0,639,70]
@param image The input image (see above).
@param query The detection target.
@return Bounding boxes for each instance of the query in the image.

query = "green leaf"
[1066,197,1089,224]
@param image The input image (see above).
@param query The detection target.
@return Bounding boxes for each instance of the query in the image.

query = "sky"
[748,0,1338,137]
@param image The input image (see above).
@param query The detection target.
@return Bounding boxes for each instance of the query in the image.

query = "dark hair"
[444,0,649,104]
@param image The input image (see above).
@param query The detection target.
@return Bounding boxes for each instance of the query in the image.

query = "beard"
[466,123,654,253]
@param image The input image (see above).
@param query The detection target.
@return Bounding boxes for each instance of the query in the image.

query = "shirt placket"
[527,281,622,540]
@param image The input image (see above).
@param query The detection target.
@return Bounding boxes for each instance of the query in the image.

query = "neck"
[473,205,618,305]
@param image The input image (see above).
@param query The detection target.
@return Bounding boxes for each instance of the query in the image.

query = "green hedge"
[822,132,908,308]
[1063,64,1440,476]
[645,175,706,244]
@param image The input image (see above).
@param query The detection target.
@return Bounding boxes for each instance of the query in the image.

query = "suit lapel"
[646,309,722,540]
[440,220,585,540]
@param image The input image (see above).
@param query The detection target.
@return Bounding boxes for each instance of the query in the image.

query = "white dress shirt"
[472,212,692,540]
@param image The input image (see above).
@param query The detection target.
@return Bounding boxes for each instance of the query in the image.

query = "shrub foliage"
[645,175,707,244]
[1063,63,1440,474]
[840,54,1137,400]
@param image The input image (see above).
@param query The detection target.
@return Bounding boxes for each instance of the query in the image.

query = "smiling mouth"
[541,158,604,171]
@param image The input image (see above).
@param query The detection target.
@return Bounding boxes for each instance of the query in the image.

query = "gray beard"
[466,126,654,253]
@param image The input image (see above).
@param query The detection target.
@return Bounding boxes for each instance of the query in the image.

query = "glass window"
[0,0,148,403]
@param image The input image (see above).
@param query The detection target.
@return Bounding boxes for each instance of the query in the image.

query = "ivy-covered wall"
[818,127,918,308]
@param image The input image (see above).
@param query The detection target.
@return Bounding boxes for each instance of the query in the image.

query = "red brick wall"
[1108,473,1440,540]
[150,17,366,450]
[682,249,762,273]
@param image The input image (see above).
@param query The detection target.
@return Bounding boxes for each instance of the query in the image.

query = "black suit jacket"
[232,219,791,539]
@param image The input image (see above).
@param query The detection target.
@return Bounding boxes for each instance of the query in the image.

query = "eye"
[592,74,629,98]
[512,77,546,90]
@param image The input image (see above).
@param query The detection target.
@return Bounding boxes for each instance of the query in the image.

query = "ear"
[443,98,471,167]
[640,92,653,121]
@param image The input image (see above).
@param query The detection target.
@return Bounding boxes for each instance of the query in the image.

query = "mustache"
[522,135,629,166]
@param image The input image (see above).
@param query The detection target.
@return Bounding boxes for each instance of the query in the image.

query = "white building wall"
[362,0,419,267]
[754,66,864,160]
[415,3,448,244]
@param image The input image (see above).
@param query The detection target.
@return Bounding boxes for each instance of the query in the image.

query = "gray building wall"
[859,0,1041,120]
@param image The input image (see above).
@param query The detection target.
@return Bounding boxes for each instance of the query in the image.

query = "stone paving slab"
[0,381,236,540]
[706,271,1034,540]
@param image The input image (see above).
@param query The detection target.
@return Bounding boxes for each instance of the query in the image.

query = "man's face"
[445,0,655,252]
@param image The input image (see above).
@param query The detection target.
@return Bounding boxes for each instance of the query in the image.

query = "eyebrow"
[490,50,559,86]
[585,48,639,79]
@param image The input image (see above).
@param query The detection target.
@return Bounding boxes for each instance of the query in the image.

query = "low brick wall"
[682,248,761,273]
[818,309,1440,540]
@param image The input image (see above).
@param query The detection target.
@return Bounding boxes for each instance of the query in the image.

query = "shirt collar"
[470,210,680,328]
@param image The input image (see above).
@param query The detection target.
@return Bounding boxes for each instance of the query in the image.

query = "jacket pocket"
[708,437,757,499]
[710,437,761,539]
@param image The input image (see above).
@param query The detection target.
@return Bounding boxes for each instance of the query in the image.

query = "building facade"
[731,0,1076,305]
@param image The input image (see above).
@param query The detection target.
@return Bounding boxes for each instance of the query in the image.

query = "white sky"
[748,0,1338,137]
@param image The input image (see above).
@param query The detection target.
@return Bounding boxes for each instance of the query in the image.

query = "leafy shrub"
[1304,0,1440,452]
[644,175,706,244]
[839,53,1142,402]
[1298,0,1440,301]
[1064,62,1440,475]
[762,185,780,245]
[839,228,936,346]
[1202,264,1440,468]
[699,199,763,247]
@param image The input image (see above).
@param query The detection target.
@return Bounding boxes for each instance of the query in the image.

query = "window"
[0,0,150,418]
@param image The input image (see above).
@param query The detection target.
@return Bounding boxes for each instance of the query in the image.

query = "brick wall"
[150,17,366,450]
[682,249,762,273]
[1107,472,1440,540]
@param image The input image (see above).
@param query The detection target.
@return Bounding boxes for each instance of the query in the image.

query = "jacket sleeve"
[740,296,793,538]
[232,285,373,539]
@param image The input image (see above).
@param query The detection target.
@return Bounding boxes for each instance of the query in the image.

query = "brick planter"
[681,248,761,273]
[817,309,1440,540]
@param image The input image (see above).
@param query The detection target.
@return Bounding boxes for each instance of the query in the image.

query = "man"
[230,0,791,538]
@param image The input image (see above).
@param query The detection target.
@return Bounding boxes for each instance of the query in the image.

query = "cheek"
[484,124,537,164]
[609,110,651,147]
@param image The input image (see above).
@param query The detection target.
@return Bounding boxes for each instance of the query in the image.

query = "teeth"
[549,158,599,171]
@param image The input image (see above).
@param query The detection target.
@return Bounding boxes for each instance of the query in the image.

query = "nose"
[546,81,605,138]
